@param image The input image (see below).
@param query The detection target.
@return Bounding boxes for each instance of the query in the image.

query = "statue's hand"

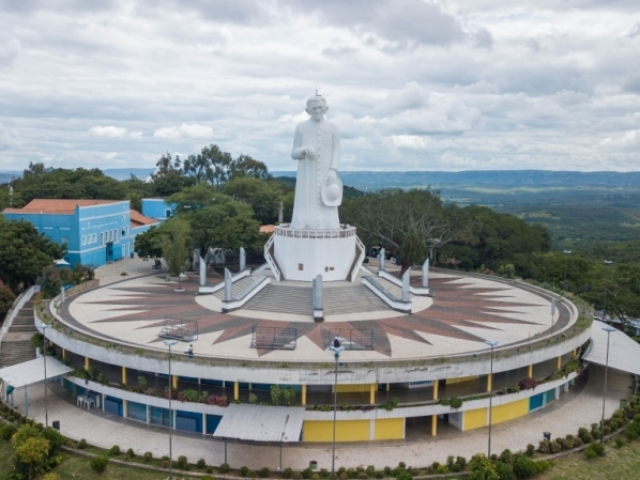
[303,147,316,160]
[325,169,337,182]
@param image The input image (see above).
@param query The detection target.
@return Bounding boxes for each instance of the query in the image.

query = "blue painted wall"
[3,200,156,267]
[141,199,174,221]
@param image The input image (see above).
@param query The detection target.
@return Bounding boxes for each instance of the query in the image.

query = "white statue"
[290,95,342,230]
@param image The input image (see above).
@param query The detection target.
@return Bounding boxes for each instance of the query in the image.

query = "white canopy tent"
[583,320,640,377]
[0,356,73,415]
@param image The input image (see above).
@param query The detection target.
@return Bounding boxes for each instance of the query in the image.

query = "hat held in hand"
[321,175,343,207]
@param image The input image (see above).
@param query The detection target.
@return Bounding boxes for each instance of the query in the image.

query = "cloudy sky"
[1,0,639,173]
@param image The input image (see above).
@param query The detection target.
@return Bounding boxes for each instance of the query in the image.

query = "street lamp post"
[484,340,499,458]
[42,324,49,428]
[329,337,344,480]
[164,339,178,480]
[600,326,616,443]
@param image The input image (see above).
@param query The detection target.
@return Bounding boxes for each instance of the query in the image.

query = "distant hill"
[103,168,156,180]
[272,170,640,189]
[0,171,21,184]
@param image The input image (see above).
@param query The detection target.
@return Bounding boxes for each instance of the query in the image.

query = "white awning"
[212,404,305,443]
[0,356,73,390]
[583,320,640,377]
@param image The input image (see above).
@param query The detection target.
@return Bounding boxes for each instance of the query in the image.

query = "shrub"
[357,472,368,479]
[196,458,206,469]
[240,466,250,476]
[143,451,153,462]
[160,460,170,468]
[77,438,88,449]
[125,448,135,458]
[550,441,561,454]
[449,397,463,409]
[615,437,625,448]
[220,462,231,473]
[375,470,385,478]
[303,467,313,479]
[538,440,551,453]
[519,377,539,390]
[90,454,109,473]
[42,473,60,480]
[13,436,50,479]
[573,436,583,447]
[108,444,121,456]
[494,461,515,480]
[0,424,16,441]
[247,470,257,478]
[177,455,188,469]
[337,474,346,480]
[499,448,512,464]
[585,442,605,458]
[260,467,271,478]
[396,471,412,480]
[366,465,376,477]
[525,444,535,456]
[584,447,597,459]
[512,454,538,478]
[625,421,640,440]
[582,432,594,443]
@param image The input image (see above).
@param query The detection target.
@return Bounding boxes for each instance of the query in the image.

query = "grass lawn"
[537,438,640,480]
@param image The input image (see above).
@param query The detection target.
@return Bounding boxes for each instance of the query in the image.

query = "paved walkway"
[16,365,632,471]
[94,255,163,286]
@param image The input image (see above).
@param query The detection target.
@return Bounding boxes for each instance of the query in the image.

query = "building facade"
[2,199,158,267]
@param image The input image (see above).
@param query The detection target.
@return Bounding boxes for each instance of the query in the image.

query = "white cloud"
[89,126,127,138]
[153,124,214,140]
[0,1,639,172]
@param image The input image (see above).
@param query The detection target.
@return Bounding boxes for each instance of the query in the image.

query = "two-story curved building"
[37,263,589,444]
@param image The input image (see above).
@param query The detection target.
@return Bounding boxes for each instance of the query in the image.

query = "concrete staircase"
[213,277,258,300]
[243,284,388,317]
[373,277,406,300]
[0,301,38,368]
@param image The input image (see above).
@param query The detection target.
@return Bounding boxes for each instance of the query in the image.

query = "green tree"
[341,188,464,272]
[150,153,195,196]
[0,217,65,293]
[0,280,16,324]
[213,215,265,252]
[167,184,253,254]
[228,154,271,181]
[222,177,285,225]
[134,226,163,259]
[160,218,191,278]
[14,436,51,479]
[199,144,232,189]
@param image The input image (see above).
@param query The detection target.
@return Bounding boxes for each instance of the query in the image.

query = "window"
[61,237,68,245]
[92,233,97,243]
[82,236,86,246]
[100,232,105,245]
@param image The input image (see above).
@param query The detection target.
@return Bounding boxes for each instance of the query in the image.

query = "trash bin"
[543,432,551,441]
[52,421,60,431]
[309,461,318,470]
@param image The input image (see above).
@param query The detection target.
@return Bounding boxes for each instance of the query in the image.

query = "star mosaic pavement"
[68,272,569,358]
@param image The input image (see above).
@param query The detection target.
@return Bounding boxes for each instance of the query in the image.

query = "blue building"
[2,199,158,268]
[141,198,174,222]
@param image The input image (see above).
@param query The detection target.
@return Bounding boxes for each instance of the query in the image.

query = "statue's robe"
[290,118,341,230]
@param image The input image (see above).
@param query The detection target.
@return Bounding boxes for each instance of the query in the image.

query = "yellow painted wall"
[374,418,404,440]
[463,407,487,431]
[304,420,370,442]
[491,399,529,425]
[446,376,478,385]
[336,384,373,393]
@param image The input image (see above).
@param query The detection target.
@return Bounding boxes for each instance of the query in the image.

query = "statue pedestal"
[273,224,357,281]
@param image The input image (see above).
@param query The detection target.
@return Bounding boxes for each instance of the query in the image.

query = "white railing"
[275,224,357,239]
[350,237,367,282]
[263,234,281,281]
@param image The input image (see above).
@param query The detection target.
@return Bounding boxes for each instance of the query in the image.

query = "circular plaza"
[40,260,589,443]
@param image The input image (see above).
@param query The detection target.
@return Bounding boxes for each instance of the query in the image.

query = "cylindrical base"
[273,224,357,281]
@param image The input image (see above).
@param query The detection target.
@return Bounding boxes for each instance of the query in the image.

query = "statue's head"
[306,95,328,121]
